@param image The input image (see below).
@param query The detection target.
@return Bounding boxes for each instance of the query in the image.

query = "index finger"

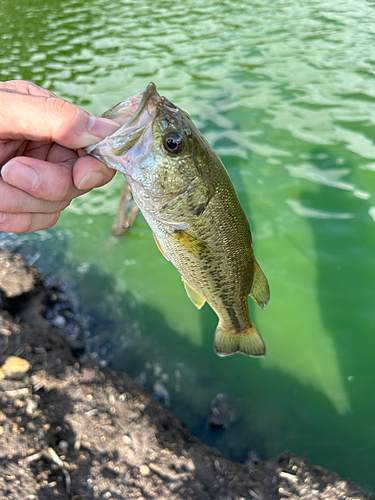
[0,90,119,149]
[0,80,57,97]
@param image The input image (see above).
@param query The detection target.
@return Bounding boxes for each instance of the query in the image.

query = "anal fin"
[249,260,270,309]
[183,281,206,309]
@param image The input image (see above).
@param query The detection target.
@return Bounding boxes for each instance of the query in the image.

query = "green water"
[1,0,375,492]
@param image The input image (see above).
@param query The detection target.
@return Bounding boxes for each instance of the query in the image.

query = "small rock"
[140,464,150,476]
[208,393,237,429]
[0,356,30,380]
[51,314,66,328]
[247,450,261,464]
[58,440,69,454]
[0,252,38,297]
[123,435,132,445]
[153,380,170,407]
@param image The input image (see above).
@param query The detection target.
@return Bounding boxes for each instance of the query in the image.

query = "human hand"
[0,80,119,233]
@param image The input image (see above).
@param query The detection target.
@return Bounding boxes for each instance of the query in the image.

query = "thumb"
[0,91,119,149]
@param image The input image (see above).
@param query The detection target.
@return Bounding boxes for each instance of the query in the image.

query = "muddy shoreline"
[0,250,371,499]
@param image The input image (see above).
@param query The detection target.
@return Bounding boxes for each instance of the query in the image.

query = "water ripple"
[286,199,354,219]
[286,164,354,190]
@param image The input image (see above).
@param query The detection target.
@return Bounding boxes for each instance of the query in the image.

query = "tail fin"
[213,322,266,357]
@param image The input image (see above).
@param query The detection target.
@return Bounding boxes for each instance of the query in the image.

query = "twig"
[22,447,72,499]
[112,183,139,236]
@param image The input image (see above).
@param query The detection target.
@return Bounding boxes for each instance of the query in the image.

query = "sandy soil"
[0,250,371,500]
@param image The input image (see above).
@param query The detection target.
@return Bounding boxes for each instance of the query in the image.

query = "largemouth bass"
[85,83,270,357]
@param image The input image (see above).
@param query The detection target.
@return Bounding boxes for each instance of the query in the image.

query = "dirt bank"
[0,251,371,500]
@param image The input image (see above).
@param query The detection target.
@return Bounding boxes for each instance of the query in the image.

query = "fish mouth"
[121,82,158,131]
[84,82,161,165]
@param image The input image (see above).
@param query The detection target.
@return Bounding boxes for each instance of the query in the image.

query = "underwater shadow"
[293,148,375,492]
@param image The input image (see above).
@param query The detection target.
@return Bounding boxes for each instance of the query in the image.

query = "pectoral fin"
[249,260,270,309]
[183,281,206,309]
[173,230,210,258]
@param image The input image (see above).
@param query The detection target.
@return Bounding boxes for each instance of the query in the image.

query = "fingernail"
[1,161,40,190]
[0,212,6,224]
[77,171,104,190]
[88,116,119,140]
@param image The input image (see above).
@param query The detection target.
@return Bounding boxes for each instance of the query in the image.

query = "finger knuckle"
[39,212,60,231]
[51,212,61,226]
[61,199,71,210]
[18,215,35,233]
[48,187,70,203]
[52,200,70,211]
[42,174,73,202]
[3,214,33,234]
[12,213,60,233]
[8,193,24,213]
[49,97,75,117]
[47,98,81,142]
[0,183,22,213]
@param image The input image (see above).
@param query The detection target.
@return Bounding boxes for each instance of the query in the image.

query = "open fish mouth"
[84,83,160,166]
[119,82,158,131]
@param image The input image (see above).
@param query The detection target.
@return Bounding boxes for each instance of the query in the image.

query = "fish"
[85,83,270,357]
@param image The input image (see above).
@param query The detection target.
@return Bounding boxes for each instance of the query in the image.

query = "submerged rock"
[0,251,38,297]
[208,393,238,429]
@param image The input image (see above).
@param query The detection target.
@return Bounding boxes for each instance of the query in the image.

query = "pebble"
[208,393,237,429]
[26,399,38,416]
[58,440,69,454]
[51,314,66,328]
[123,435,132,445]
[0,356,30,380]
[140,464,150,476]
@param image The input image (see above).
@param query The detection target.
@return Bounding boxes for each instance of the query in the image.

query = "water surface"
[1,0,375,492]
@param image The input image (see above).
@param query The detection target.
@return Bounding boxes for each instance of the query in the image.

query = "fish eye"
[162,131,185,155]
